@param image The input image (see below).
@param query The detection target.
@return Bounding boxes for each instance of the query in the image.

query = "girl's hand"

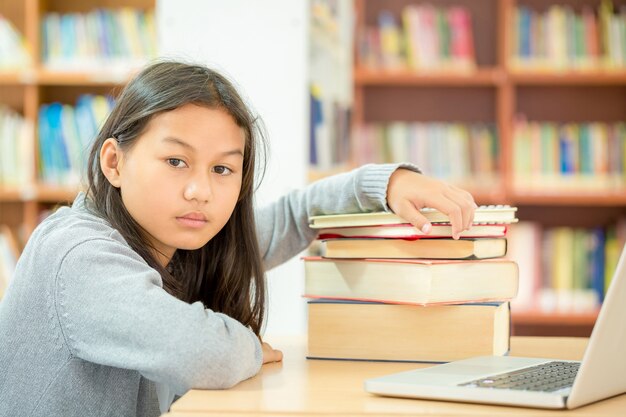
[387,169,477,240]
[261,341,283,364]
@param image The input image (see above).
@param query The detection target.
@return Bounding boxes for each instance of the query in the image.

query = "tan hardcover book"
[307,300,510,362]
[319,237,507,260]
[309,205,518,228]
[303,256,518,305]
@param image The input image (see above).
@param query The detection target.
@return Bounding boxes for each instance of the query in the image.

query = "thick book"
[319,237,507,260]
[307,300,510,362]
[303,256,518,305]
[309,205,518,229]
[318,223,508,240]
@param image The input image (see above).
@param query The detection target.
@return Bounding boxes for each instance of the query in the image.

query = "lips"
[179,212,207,221]
[176,212,208,228]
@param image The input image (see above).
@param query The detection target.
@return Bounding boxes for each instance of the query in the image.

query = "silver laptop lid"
[567,243,626,408]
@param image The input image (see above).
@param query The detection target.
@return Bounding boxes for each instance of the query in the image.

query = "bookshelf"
[345,0,626,336]
[0,0,155,249]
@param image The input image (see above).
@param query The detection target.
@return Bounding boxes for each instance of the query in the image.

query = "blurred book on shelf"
[38,94,115,187]
[353,122,499,189]
[0,106,34,189]
[357,4,476,72]
[308,1,353,173]
[510,1,626,71]
[506,220,626,315]
[309,84,351,170]
[513,117,626,192]
[0,14,30,70]
[41,7,156,73]
[0,225,19,299]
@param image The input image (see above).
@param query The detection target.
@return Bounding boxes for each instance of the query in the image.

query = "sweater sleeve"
[255,163,420,269]
[54,236,263,395]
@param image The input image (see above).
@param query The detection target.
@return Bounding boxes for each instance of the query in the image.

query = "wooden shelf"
[36,68,137,86]
[0,71,25,85]
[510,191,626,206]
[510,70,626,85]
[1,68,139,86]
[512,310,599,326]
[35,185,81,203]
[354,67,504,86]
[0,185,80,203]
[0,187,27,202]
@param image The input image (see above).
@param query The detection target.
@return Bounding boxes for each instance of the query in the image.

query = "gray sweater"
[0,164,410,417]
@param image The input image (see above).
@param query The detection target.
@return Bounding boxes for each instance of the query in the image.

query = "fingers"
[261,342,283,364]
[444,187,478,232]
[423,190,477,240]
[393,200,433,235]
[424,196,464,239]
[386,169,478,240]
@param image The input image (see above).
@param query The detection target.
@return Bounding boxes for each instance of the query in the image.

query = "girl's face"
[102,104,245,266]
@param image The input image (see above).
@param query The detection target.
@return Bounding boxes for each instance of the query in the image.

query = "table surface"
[164,336,626,417]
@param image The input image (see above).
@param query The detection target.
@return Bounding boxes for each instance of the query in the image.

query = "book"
[505,221,541,311]
[303,256,518,305]
[308,205,518,229]
[0,226,19,298]
[307,300,510,362]
[318,223,508,239]
[319,237,507,260]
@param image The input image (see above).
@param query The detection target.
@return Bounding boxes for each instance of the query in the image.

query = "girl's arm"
[55,237,263,395]
[255,163,476,269]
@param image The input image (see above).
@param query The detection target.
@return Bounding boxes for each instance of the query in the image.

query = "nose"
[183,172,212,203]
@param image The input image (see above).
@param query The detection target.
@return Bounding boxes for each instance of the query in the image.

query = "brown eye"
[213,165,233,176]
[167,158,187,168]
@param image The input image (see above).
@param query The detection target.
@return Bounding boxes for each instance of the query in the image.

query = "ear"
[100,138,123,188]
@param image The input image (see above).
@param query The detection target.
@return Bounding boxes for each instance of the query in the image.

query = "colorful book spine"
[358,4,476,71]
[513,120,626,191]
[353,122,498,187]
[511,1,626,70]
[509,222,626,313]
[41,8,156,71]
[0,106,34,188]
[37,94,115,186]
[0,15,31,69]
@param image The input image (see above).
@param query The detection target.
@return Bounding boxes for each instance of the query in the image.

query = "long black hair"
[86,61,268,335]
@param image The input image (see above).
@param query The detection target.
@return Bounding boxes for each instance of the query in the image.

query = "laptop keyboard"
[459,361,580,392]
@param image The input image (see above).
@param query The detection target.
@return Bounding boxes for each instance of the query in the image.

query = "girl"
[0,61,476,417]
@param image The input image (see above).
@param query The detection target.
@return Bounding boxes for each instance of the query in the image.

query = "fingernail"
[421,223,432,234]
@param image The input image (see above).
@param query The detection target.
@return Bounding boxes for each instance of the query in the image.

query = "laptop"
[364,244,626,409]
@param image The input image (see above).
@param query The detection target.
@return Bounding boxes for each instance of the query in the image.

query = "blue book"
[37,105,53,183]
[519,6,531,59]
[579,124,591,174]
[590,228,606,303]
[559,126,574,174]
[46,103,71,184]
[309,91,322,166]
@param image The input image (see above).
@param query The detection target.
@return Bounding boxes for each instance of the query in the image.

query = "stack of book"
[304,205,519,363]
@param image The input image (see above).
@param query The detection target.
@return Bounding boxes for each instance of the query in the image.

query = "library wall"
[2,0,626,337]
